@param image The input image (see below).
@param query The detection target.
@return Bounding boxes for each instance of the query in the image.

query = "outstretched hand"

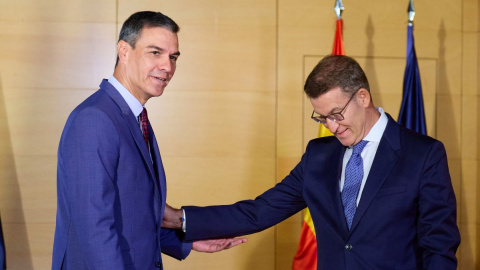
[162,204,248,253]
[193,238,248,253]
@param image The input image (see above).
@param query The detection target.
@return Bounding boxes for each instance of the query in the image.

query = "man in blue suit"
[164,55,460,269]
[52,11,245,270]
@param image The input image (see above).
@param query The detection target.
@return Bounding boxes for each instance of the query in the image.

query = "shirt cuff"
[182,209,186,232]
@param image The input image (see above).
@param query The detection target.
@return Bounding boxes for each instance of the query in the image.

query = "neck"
[361,106,381,139]
[113,67,147,105]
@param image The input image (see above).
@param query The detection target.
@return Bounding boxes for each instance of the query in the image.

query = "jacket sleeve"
[417,141,460,269]
[59,108,126,269]
[182,142,313,241]
[160,229,192,260]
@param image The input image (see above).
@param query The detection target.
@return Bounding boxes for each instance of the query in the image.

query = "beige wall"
[0,0,478,269]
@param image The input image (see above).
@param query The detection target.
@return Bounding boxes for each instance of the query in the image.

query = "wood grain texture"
[0,0,478,269]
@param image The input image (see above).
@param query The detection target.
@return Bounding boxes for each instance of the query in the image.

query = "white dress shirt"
[108,75,145,129]
[339,107,388,206]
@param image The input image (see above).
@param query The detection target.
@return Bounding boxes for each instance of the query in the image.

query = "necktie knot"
[140,108,148,122]
[352,140,368,155]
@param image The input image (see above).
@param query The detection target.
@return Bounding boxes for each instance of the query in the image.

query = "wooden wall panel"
[3,89,96,156]
[116,1,277,269]
[459,0,480,268]
[0,23,115,90]
[0,0,478,269]
[0,0,116,23]
[0,0,116,269]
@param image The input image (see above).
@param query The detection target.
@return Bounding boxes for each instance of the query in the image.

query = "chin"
[149,89,165,98]
[337,137,354,147]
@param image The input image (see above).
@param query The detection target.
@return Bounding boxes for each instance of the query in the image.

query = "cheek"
[351,114,367,133]
[140,57,155,70]
[348,105,364,122]
[349,114,361,128]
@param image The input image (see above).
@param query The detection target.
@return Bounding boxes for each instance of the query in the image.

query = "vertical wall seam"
[274,1,279,269]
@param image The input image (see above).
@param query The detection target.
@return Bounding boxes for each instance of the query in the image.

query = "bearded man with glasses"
[163,55,460,270]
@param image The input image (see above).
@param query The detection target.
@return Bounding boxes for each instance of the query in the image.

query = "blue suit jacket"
[52,80,191,270]
[183,115,460,270]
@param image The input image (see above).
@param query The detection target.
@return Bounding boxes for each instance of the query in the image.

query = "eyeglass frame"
[311,89,360,124]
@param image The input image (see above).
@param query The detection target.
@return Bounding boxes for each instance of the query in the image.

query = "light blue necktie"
[342,140,368,230]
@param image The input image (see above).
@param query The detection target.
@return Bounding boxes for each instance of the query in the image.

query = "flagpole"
[292,1,345,269]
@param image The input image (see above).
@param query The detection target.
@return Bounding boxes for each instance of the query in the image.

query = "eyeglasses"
[311,90,358,124]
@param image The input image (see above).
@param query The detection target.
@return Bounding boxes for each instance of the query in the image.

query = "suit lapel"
[125,115,157,180]
[349,115,401,233]
[100,79,158,183]
[149,125,166,211]
[308,138,350,239]
[330,146,350,236]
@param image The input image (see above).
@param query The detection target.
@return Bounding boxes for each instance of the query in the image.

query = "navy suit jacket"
[52,80,191,270]
[183,115,460,270]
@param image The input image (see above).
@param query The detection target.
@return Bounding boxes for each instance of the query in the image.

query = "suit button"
[155,261,162,268]
[345,244,353,250]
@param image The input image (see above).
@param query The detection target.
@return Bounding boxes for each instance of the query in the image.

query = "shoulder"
[61,88,121,142]
[68,87,120,123]
[395,121,440,148]
[308,135,341,147]
[384,115,446,156]
[305,135,343,156]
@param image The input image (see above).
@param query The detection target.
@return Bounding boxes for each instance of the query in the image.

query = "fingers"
[225,238,248,249]
[192,238,248,253]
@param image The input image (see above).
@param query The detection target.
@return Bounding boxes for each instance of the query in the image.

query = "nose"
[158,55,173,73]
[324,119,339,134]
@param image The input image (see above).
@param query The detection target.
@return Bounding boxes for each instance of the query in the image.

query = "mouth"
[335,128,348,136]
[152,76,167,83]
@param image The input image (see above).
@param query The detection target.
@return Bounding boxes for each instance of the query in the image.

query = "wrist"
[172,209,183,229]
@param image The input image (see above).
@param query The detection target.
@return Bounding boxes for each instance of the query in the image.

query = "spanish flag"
[292,4,343,269]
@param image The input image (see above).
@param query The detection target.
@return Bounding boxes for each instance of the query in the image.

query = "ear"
[117,40,129,64]
[356,88,371,108]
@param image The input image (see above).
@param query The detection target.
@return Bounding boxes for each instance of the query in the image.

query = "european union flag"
[398,24,427,135]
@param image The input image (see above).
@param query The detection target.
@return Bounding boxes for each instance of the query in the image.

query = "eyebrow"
[146,45,181,56]
[328,106,344,114]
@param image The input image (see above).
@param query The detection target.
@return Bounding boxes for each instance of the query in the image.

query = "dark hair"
[304,55,370,98]
[115,11,180,66]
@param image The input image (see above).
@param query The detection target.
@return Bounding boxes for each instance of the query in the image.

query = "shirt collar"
[363,107,388,143]
[108,75,144,118]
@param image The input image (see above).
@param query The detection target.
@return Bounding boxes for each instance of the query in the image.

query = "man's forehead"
[311,89,349,113]
[136,27,179,52]
[312,88,346,102]
[138,26,178,42]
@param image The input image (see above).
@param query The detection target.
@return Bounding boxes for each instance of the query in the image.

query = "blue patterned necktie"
[342,140,368,230]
